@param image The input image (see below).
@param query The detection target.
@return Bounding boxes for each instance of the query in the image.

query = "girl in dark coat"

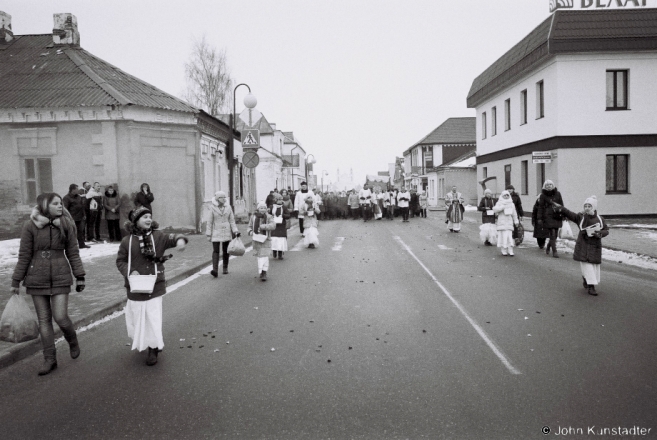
[11,193,86,375]
[536,180,564,258]
[134,183,154,212]
[531,194,549,249]
[555,196,609,296]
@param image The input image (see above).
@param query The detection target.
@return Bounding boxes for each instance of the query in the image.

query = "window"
[606,70,628,110]
[536,163,545,193]
[504,99,511,131]
[491,107,497,136]
[482,112,487,139]
[504,164,511,189]
[24,158,53,204]
[520,90,527,125]
[521,160,528,195]
[536,80,544,119]
[606,154,629,193]
[483,167,488,179]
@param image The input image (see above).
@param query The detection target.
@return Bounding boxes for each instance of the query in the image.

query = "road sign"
[532,151,552,163]
[239,108,262,128]
[243,151,260,168]
[241,129,259,149]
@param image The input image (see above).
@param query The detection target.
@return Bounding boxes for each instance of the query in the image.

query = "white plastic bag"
[0,295,39,343]
[227,237,245,256]
[559,221,574,240]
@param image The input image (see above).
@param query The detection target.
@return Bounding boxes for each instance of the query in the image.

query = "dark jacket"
[410,192,419,209]
[560,207,609,264]
[134,191,154,211]
[270,204,291,238]
[12,209,85,293]
[531,198,550,239]
[116,227,187,301]
[103,190,122,221]
[510,192,524,218]
[537,188,564,229]
[63,192,86,222]
[477,196,498,224]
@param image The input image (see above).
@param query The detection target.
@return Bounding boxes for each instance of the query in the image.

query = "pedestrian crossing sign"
[241,129,259,150]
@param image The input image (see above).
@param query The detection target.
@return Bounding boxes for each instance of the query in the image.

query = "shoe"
[587,285,598,296]
[501,250,508,256]
[449,229,454,232]
[210,270,218,278]
[583,277,588,288]
[38,348,57,376]
[454,230,459,233]
[484,241,492,246]
[308,243,315,249]
[65,333,80,359]
[261,271,267,282]
[278,253,284,260]
[508,249,514,256]
[445,219,449,224]
[79,244,91,249]
[552,250,559,258]
[223,267,228,274]
[146,347,158,366]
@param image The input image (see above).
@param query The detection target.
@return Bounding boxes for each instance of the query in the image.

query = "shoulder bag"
[127,235,157,294]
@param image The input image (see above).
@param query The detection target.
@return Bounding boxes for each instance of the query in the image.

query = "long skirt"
[125,297,164,352]
[448,221,461,231]
[497,230,514,248]
[304,226,319,246]
[270,237,288,252]
[580,262,601,285]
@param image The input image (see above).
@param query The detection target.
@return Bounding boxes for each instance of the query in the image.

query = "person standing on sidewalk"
[531,194,549,249]
[103,185,122,243]
[116,206,188,366]
[248,202,276,281]
[134,183,154,213]
[493,190,519,256]
[85,182,103,243]
[418,190,428,218]
[554,196,609,296]
[537,180,564,258]
[294,181,310,235]
[63,183,89,249]
[397,187,411,222]
[11,193,86,375]
[205,191,240,277]
[270,194,290,260]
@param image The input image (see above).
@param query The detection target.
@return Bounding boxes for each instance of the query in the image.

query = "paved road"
[1,217,655,439]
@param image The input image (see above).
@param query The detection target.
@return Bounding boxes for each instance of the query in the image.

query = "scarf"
[254,212,265,234]
[133,227,155,260]
[271,205,283,218]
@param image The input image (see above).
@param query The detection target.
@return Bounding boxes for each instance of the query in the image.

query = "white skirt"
[497,230,514,248]
[125,297,164,352]
[270,237,288,251]
[580,262,601,285]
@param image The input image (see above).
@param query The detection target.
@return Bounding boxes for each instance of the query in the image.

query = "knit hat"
[484,188,492,195]
[584,195,598,211]
[129,206,151,224]
[506,185,515,191]
[300,181,307,186]
[256,201,267,209]
[214,190,227,199]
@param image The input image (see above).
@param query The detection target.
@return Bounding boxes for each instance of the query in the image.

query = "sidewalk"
[0,220,295,370]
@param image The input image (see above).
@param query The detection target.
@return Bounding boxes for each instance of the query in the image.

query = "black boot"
[261,271,267,282]
[272,251,278,258]
[552,248,559,258]
[210,251,219,277]
[583,277,588,289]
[223,265,228,275]
[587,285,598,296]
[146,347,158,366]
[278,252,284,260]
[546,241,551,255]
[38,347,57,376]
[64,332,80,359]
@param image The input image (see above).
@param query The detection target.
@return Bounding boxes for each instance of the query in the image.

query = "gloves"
[235,232,241,238]
[76,277,85,293]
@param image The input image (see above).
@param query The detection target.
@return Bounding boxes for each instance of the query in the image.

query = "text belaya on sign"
[550,0,654,13]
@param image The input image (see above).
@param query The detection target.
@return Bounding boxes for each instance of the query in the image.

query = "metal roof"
[405,117,476,155]
[467,9,657,108]
[0,34,196,112]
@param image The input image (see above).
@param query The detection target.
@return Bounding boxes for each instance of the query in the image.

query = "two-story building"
[467,8,657,216]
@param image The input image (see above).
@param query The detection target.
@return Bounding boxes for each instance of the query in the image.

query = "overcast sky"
[5,0,554,185]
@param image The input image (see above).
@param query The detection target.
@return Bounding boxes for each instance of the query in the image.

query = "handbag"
[0,294,39,343]
[227,237,246,256]
[127,235,157,294]
[252,233,267,243]
[559,221,575,239]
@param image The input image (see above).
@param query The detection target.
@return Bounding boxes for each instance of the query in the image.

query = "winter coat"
[270,204,290,238]
[103,191,122,220]
[560,207,609,264]
[510,193,524,218]
[116,228,188,301]
[299,202,320,228]
[478,196,498,224]
[537,188,564,229]
[281,198,294,214]
[531,198,550,239]
[410,192,419,209]
[419,194,428,209]
[206,202,238,243]
[63,192,86,221]
[348,193,360,209]
[248,213,276,258]
[12,209,85,294]
[86,188,103,212]
[134,191,154,211]
[493,199,519,231]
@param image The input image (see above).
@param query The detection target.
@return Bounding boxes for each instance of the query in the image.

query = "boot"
[278,252,284,260]
[546,241,551,255]
[587,285,598,296]
[223,265,228,275]
[64,332,80,359]
[583,277,588,289]
[146,347,158,366]
[210,252,219,278]
[261,271,267,282]
[272,251,278,258]
[552,248,559,258]
[38,347,57,376]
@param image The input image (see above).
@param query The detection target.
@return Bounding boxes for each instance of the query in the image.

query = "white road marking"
[437,244,452,250]
[332,237,345,251]
[393,236,522,375]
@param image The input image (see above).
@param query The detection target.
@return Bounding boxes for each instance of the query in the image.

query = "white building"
[467,8,657,216]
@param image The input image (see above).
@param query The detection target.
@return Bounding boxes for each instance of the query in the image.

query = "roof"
[434,150,477,170]
[234,113,274,135]
[0,34,196,112]
[405,117,476,154]
[468,9,657,108]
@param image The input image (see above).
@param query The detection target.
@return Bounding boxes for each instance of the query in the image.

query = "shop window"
[504,164,511,189]
[520,89,527,125]
[504,99,511,131]
[536,81,544,119]
[24,158,53,204]
[606,70,628,110]
[482,112,487,139]
[491,107,497,136]
[521,160,528,195]
[606,154,629,193]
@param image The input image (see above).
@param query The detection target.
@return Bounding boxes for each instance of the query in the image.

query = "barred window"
[606,154,628,193]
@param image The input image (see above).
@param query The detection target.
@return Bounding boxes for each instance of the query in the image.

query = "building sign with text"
[550,0,657,13]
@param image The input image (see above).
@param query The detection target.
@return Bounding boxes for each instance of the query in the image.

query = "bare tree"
[183,35,233,116]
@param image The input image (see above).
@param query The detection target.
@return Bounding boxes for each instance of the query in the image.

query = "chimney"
[0,11,13,44]
[52,13,79,46]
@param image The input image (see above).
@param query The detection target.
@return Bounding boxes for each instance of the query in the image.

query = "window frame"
[536,80,544,119]
[504,164,511,189]
[520,89,528,125]
[23,157,53,204]
[481,112,487,139]
[606,154,629,194]
[491,107,497,136]
[521,160,528,195]
[504,99,511,131]
[606,70,629,111]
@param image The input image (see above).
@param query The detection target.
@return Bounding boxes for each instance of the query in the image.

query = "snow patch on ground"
[612,224,657,230]
[464,205,478,212]
[0,240,119,270]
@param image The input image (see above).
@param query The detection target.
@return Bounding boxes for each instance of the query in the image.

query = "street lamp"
[321,170,328,192]
[229,83,252,207]
[305,153,316,186]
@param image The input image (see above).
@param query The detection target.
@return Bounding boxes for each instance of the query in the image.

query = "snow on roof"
[450,156,477,168]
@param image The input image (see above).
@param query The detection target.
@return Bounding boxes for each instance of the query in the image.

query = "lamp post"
[321,170,328,192]
[305,153,316,187]
[229,83,252,207]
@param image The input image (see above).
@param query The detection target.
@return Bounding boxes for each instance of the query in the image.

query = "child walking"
[299,195,320,248]
[248,202,276,281]
[270,194,290,260]
[116,206,187,366]
[493,190,519,256]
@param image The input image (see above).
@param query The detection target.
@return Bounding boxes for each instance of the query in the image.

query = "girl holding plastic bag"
[11,193,86,376]
[206,191,240,277]
[116,206,188,366]
[270,194,290,260]
[299,195,321,248]
[248,202,276,281]
[493,190,519,256]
